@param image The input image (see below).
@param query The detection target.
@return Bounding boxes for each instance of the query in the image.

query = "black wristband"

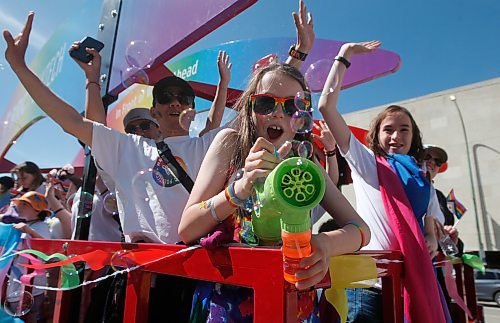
[289,44,308,61]
[325,149,337,157]
[335,55,351,69]
[53,208,65,215]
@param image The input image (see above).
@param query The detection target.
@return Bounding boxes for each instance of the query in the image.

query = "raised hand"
[341,40,382,57]
[312,120,336,152]
[69,42,101,81]
[3,12,34,70]
[217,50,232,85]
[292,0,314,53]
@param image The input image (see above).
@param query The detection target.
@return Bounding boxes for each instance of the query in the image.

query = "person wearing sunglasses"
[179,61,369,323]
[3,2,318,320]
[123,107,162,140]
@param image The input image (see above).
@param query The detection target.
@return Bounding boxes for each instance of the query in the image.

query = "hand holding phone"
[70,36,104,63]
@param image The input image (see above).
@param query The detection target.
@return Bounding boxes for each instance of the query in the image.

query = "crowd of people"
[1,1,465,322]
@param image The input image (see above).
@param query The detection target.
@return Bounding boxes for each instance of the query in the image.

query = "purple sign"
[108,0,257,94]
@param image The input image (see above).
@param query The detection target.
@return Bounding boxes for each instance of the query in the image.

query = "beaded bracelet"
[344,221,365,251]
[207,198,223,224]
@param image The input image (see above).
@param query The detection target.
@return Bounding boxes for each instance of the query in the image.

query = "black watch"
[289,44,308,61]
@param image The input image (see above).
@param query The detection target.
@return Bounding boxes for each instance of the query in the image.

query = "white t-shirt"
[7,221,50,300]
[70,187,122,242]
[341,135,444,251]
[91,123,220,243]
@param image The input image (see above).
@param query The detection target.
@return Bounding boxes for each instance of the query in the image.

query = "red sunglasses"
[249,93,310,116]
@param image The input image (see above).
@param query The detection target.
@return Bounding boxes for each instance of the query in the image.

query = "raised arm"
[312,120,339,185]
[69,43,106,124]
[285,0,314,70]
[199,50,231,136]
[3,12,94,146]
[318,41,381,154]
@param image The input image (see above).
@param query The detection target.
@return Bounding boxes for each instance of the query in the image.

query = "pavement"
[480,301,500,322]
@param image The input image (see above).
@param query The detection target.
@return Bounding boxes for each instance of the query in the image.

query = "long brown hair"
[366,105,424,162]
[11,161,45,191]
[226,63,310,176]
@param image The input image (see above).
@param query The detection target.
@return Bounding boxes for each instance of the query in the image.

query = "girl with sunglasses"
[179,61,370,321]
[317,42,448,322]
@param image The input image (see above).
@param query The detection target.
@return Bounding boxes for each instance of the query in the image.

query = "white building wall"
[329,77,500,253]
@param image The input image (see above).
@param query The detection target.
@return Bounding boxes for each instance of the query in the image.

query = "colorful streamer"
[443,260,472,319]
[15,246,198,292]
[0,224,22,300]
[324,255,378,323]
[461,254,485,273]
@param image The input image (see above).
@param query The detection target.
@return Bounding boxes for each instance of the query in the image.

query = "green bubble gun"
[251,157,326,241]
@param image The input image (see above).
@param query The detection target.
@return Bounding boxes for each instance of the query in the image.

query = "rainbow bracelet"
[344,221,365,251]
[225,182,247,207]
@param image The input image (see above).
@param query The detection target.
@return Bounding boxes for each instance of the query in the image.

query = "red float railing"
[15,239,481,323]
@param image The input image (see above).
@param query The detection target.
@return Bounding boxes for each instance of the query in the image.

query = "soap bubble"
[103,192,119,215]
[66,192,76,210]
[290,111,313,134]
[297,141,313,159]
[4,291,34,317]
[179,108,196,131]
[125,40,155,69]
[294,91,312,112]
[304,59,339,94]
[120,67,149,88]
[110,250,137,272]
[76,191,95,219]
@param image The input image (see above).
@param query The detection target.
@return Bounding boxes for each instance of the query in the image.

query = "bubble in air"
[294,91,312,112]
[4,291,34,317]
[290,111,313,134]
[304,59,340,94]
[103,192,119,215]
[66,192,76,210]
[125,40,155,69]
[76,191,95,219]
[178,108,196,131]
[297,141,313,159]
[110,250,137,272]
[120,67,149,88]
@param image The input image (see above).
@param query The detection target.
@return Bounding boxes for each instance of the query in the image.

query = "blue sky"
[1,0,499,169]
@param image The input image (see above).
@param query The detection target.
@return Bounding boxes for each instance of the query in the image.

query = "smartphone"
[70,36,105,63]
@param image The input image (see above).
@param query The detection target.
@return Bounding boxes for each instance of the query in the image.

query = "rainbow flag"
[446,189,467,219]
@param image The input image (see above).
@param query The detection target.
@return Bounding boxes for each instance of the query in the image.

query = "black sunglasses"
[250,94,303,117]
[125,121,156,134]
[424,155,443,167]
[156,92,194,106]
